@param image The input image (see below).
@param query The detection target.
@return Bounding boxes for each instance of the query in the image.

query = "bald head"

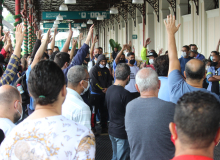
[185,59,205,80]
[0,85,21,106]
[136,68,159,92]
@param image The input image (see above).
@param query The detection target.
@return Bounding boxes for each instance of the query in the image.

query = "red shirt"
[0,48,7,58]
[172,155,213,160]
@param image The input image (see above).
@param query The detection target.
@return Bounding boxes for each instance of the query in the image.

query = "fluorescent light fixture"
[77,26,81,30]
[81,22,87,27]
[87,19,93,24]
[59,4,68,11]
[53,24,58,28]
[65,0,76,4]
[54,20,60,25]
[110,6,118,14]
[97,15,104,20]
[56,14,63,21]
[132,0,144,4]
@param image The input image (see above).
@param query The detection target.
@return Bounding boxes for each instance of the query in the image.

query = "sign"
[132,35,137,39]
[43,23,86,29]
[43,29,69,33]
[42,11,110,20]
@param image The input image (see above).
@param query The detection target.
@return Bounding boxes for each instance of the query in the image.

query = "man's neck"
[194,53,198,57]
[114,80,127,88]
[186,78,203,88]
[184,55,189,59]
[0,112,14,123]
[140,90,158,98]
[128,63,134,67]
[67,85,82,95]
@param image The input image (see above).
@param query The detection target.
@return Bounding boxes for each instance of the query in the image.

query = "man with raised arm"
[165,15,219,104]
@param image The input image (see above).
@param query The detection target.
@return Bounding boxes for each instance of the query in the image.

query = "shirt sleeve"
[168,70,185,95]
[141,47,147,61]
[0,54,20,86]
[207,67,213,80]
[113,60,117,71]
[75,131,95,159]
[0,48,7,58]
[88,62,92,72]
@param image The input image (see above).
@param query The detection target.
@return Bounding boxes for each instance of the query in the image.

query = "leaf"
[109,39,116,51]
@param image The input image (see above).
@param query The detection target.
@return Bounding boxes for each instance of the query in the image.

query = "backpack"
[14,73,30,105]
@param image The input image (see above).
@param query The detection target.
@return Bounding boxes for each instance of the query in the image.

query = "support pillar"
[0,0,4,50]
[23,0,28,54]
[14,0,22,45]
[28,0,33,54]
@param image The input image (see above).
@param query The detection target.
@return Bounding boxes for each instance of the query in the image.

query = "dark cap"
[0,54,5,64]
[147,52,158,58]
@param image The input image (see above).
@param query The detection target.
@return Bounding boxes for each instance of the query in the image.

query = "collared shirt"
[62,88,91,129]
[0,118,15,136]
[206,66,220,95]
[172,155,213,160]
[195,53,205,60]
[158,76,170,102]
[0,54,20,86]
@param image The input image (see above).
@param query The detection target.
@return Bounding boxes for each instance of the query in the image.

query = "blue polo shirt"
[179,57,193,76]
[207,66,220,96]
[195,53,205,61]
[158,76,170,102]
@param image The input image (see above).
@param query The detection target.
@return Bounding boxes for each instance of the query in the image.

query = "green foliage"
[13,14,22,19]
[109,39,122,51]
[4,13,14,23]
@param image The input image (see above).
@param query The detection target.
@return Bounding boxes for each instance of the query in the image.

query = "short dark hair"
[50,51,59,61]
[175,91,220,148]
[190,44,197,47]
[153,55,169,76]
[28,60,65,106]
[127,52,135,57]
[202,59,211,65]
[98,47,103,50]
[54,46,59,49]
[211,51,219,56]
[42,53,49,60]
[185,61,205,80]
[182,45,190,51]
[0,65,3,77]
[54,52,70,68]
[115,63,130,81]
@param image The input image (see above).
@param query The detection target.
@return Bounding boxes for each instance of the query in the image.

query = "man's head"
[184,59,205,81]
[181,45,190,58]
[54,52,70,69]
[127,52,135,65]
[153,55,169,76]
[98,47,103,54]
[147,50,158,64]
[119,54,126,63]
[42,53,49,60]
[115,63,130,84]
[94,48,100,59]
[48,49,53,56]
[0,85,22,123]
[67,65,90,94]
[135,68,160,95]
[210,51,219,61]
[97,54,107,68]
[211,55,220,67]
[28,60,66,109]
[54,46,59,52]
[170,91,220,150]
[190,44,198,52]
[114,47,118,52]
[45,49,48,54]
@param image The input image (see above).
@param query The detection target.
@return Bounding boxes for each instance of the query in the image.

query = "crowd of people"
[0,15,219,160]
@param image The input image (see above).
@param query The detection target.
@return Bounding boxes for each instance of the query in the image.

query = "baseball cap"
[147,52,158,58]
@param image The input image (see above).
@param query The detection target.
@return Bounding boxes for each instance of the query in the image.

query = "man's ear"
[214,128,220,146]
[184,71,186,79]
[135,84,140,93]
[61,85,67,98]
[169,122,178,141]
[158,80,161,90]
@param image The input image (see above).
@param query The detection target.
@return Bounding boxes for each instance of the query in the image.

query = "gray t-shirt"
[125,97,175,160]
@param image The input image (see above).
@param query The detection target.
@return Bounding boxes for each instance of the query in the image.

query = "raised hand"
[0,26,4,41]
[218,39,220,46]
[79,33,84,41]
[45,29,52,43]
[85,24,94,45]
[144,38,151,48]
[122,44,128,50]
[158,48,163,55]
[54,27,59,37]
[94,35,98,43]
[164,15,181,35]
[72,39,77,46]
[69,23,73,36]
[15,24,24,45]
[37,30,43,40]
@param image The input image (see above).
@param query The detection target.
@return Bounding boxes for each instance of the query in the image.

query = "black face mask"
[130,59,135,65]
[211,62,218,66]
[85,58,90,62]
[95,54,100,58]
[119,59,125,63]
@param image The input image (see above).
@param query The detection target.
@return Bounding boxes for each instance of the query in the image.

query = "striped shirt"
[62,88,91,129]
[0,54,20,86]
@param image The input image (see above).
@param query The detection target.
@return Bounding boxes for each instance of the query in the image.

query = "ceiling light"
[54,20,60,25]
[65,0,76,4]
[87,19,93,24]
[110,6,118,14]
[81,22,87,27]
[59,4,68,11]
[132,0,144,4]
[53,24,58,28]
[97,15,104,20]
[77,26,81,30]
[56,14,63,21]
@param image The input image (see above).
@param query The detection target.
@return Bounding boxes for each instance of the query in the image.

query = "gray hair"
[136,68,159,92]
[67,65,87,87]
[115,63,130,81]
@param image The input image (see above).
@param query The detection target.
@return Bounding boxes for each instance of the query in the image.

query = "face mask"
[85,58,90,62]
[95,54,100,58]
[210,56,213,61]
[206,66,210,71]
[211,62,218,67]
[82,80,90,94]
[181,51,187,57]
[99,64,105,68]
[119,59,125,63]
[129,59,135,65]
[149,59,154,65]
[191,50,197,53]
[16,102,23,122]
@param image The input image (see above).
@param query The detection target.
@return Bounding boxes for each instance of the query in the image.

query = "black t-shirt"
[105,85,133,139]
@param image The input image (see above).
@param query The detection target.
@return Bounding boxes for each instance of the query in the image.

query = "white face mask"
[149,59,154,65]
[99,64,105,68]
[17,102,23,122]
[206,66,210,71]
[82,80,90,94]
[182,51,187,57]
[124,51,129,57]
